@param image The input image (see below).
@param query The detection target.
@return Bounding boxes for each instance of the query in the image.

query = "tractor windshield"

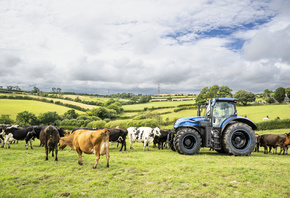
[212,101,236,127]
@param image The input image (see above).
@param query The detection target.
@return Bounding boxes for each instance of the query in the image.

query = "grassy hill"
[0,99,84,120]
[1,93,290,130]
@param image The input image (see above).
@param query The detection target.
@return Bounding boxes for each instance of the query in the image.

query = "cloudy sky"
[0,0,289,95]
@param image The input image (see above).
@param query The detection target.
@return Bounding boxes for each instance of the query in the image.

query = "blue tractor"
[170,98,257,156]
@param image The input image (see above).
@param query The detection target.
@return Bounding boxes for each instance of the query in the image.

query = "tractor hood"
[174,116,207,129]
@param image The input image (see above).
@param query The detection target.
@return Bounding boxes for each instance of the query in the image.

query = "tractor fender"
[221,116,257,133]
[175,126,201,134]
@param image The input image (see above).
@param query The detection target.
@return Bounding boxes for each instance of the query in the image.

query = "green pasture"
[0,99,84,120]
[123,100,195,111]
[0,129,289,198]
[237,104,290,123]
[62,95,130,103]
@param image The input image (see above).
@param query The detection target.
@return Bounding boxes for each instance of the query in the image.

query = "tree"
[16,111,38,126]
[196,85,233,104]
[234,90,256,105]
[130,95,139,103]
[219,86,233,98]
[139,95,151,103]
[38,111,61,125]
[87,107,116,120]
[263,89,272,99]
[63,109,79,119]
[31,87,40,94]
[51,87,56,93]
[0,115,14,124]
[274,87,285,103]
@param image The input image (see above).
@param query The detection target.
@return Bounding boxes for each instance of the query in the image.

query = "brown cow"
[39,125,60,161]
[283,133,290,154]
[59,132,77,151]
[72,128,110,169]
[254,134,261,152]
[260,134,286,155]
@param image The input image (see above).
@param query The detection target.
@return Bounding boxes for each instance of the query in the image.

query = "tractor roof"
[212,98,238,105]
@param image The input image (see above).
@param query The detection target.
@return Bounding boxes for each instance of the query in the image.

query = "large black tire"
[222,123,256,156]
[174,128,202,155]
[169,137,176,151]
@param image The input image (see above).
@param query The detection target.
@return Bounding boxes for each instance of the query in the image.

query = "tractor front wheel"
[222,123,256,156]
[174,128,201,155]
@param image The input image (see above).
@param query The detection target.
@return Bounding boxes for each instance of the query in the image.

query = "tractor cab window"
[212,102,235,127]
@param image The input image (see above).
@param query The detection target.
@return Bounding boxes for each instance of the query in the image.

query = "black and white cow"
[153,130,172,150]
[2,126,36,149]
[127,127,161,151]
[108,128,128,151]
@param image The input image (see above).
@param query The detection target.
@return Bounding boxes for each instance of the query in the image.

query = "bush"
[256,119,290,130]
[87,120,107,128]
[105,120,128,129]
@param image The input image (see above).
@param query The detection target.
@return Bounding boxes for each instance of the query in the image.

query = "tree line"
[1,85,289,129]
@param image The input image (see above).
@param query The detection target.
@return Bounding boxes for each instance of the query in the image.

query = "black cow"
[153,130,172,149]
[2,126,36,149]
[26,126,64,146]
[39,125,60,161]
[260,134,287,155]
[108,128,128,151]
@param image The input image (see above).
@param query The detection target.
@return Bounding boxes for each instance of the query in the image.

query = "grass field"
[0,129,289,198]
[122,100,195,111]
[0,99,84,120]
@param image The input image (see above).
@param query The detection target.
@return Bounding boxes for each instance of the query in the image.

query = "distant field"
[123,100,195,111]
[62,95,130,103]
[237,104,290,123]
[1,94,290,130]
[0,99,84,120]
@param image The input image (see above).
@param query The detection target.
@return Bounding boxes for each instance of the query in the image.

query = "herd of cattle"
[0,124,289,168]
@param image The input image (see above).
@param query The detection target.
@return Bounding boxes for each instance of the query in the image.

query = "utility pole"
[158,84,160,95]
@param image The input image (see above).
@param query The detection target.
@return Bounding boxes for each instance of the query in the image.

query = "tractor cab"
[205,98,238,128]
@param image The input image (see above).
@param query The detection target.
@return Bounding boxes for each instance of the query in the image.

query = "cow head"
[285,133,290,146]
[25,129,37,141]
[59,138,66,150]
[153,127,161,137]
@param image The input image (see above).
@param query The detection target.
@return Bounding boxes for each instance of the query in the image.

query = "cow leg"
[93,153,100,169]
[130,140,134,149]
[263,146,268,154]
[45,145,49,160]
[76,148,83,165]
[124,140,126,151]
[4,136,11,149]
[119,142,123,151]
[29,139,33,149]
[273,147,277,154]
[106,149,110,168]
[55,146,58,161]
[25,140,29,149]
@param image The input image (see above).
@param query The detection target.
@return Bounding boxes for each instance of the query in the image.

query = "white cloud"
[0,0,289,94]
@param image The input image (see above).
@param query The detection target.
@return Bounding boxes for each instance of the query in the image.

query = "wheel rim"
[231,130,251,150]
[182,135,197,151]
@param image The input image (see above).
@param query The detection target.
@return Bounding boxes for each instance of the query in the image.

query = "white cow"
[127,127,161,151]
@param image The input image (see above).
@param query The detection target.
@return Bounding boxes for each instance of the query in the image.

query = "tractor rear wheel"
[222,123,256,156]
[174,128,201,155]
